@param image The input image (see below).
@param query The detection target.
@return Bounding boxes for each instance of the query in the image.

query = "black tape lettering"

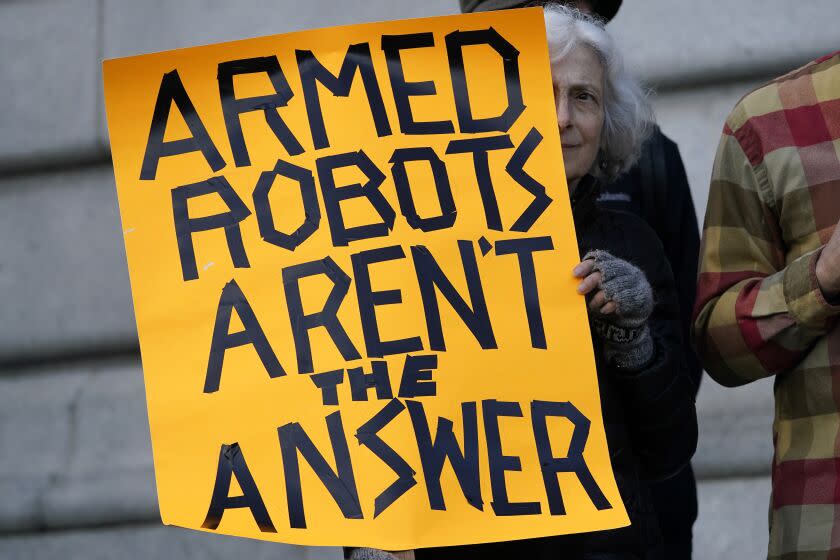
[348,361,393,401]
[478,236,493,256]
[278,411,362,529]
[253,158,321,251]
[316,151,395,247]
[204,279,286,393]
[381,33,455,135]
[355,399,417,517]
[507,127,553,232]
[410,241,496,351]
[531,400,612,515]
[482,399,541,516]
[445,135,513,231]
[398,354,438,398]
[495,236,554,349]
[202,443,276,532]
[389,147,457,232]
[351,245,423,358]
[296,44,392,149]
[445,28,525,134]
[217,56,303,167]
[140,69,225,181]
[407,400,482,511]
[310,369,345,406]
[171,176,251,282]
[283,257,361,374]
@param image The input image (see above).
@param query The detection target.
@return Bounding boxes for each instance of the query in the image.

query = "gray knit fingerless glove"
[350,549,405,560]
[584,250,655,370]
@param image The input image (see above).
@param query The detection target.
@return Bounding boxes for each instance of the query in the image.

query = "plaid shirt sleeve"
[692,116,840,387]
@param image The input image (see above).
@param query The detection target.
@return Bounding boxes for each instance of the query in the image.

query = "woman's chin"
[566,174,582,191]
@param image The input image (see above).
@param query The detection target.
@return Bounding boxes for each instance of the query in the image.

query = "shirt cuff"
[783,246,840,331]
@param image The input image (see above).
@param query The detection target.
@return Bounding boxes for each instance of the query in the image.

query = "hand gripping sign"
[103,7,629,550]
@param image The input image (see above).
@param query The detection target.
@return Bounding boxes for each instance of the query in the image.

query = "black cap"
[459,0,622,23]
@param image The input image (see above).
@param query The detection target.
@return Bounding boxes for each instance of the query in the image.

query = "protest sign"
[102,7,629,549]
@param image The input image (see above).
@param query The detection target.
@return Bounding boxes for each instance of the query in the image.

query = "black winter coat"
[415,175,698,560]
[599,126,700,559]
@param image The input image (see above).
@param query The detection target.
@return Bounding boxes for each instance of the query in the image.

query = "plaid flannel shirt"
[693,51,840,559]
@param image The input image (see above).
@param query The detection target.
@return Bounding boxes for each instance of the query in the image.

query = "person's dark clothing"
[598,127,701,394]
[414,175,698,560]
[598,126,701,559]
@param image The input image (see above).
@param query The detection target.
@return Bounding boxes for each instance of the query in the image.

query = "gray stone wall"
[3,0,832,557]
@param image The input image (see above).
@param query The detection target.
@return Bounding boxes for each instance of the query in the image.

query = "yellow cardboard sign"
[103,7,628,549]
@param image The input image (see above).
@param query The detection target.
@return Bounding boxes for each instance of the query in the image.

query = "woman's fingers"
[577,270,602,295]
[573,259,596,278]
[588,289,608,310]
[574,261,617,315]
[588,290,617,314]
[599,300,618,315]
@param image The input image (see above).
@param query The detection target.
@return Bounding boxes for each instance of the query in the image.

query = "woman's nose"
[556,96,572,129]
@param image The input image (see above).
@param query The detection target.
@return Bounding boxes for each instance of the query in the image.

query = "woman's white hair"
[544,4,653,181]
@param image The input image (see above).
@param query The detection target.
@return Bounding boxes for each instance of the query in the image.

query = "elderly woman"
[351,5,697,560]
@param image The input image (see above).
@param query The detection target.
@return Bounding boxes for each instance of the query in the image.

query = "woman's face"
[552,45,605,191]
